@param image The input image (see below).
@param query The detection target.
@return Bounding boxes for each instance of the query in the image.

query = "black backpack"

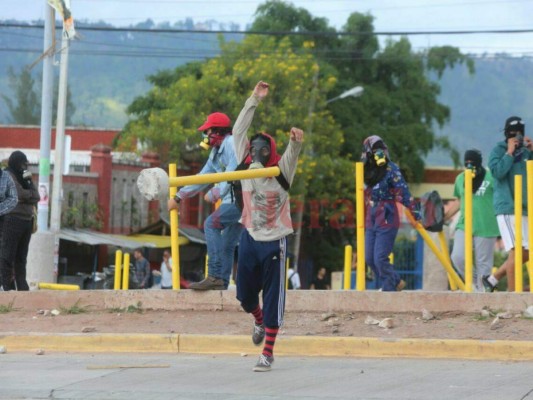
[419,190,445,232]
[230,161,290,210]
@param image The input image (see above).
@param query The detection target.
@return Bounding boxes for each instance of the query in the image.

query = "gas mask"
[249,136,271,169]
[373,149,387,166]
[199,133,211,150]
[199,131,225,150]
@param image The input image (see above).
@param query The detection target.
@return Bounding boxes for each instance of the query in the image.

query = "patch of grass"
[472,315,490,322]
[59,299,89,315]
[126,301,143,314]
[0,299,16,314]
[108,307,123,313]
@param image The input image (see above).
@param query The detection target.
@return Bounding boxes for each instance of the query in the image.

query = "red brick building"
[0,125,207,234]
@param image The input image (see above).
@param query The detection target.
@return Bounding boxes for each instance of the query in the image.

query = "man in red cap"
[167,112,243,290]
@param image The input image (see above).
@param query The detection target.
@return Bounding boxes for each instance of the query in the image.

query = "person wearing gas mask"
[361,135,420,292]
[0,151,39,291]
[232,81,303,372]
[483,116,533,292]
[444,149,499,291]
[167,112,243,290]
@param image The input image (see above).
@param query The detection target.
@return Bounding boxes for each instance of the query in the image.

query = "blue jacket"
[488,140,533,215]
[177,135,238,204]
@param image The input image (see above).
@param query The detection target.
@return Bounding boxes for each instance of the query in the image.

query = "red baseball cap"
[197,112,231,131]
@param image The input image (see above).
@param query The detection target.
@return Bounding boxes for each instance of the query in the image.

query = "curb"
[1,333,533,361]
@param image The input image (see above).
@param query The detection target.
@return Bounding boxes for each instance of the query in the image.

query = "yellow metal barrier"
[167,165,281,290]
[169,167,280,188]
[38,282,80,290]
[355,162,366,291]
[169,164,181,290]
[122,252,130,290]
[438,231,458,291]
[515,175,523,292]
[526,160,533,292]
[464,169,473,292]
[114,250,122,290]
[344,245,352,290]
[404,209,465,290]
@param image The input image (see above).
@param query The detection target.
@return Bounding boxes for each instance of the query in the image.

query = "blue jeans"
[204,203,243,287]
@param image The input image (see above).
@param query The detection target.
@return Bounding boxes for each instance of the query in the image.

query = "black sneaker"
[253,354,274,372]
[252,323,265,346]
[482,275,496,292]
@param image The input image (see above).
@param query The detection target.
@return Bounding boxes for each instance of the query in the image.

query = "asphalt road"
[1,353,532,399]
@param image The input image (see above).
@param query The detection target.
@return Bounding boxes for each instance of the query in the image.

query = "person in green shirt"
[483,116,533,292]
[445,149,500,291]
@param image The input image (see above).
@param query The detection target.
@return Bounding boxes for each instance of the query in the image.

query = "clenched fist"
[290,127,304,142]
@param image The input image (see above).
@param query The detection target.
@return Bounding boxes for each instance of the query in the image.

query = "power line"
[2,46,532,61]
[2,22,533,36]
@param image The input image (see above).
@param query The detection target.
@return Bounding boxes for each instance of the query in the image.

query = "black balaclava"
[362,136,389,187]
[504,116,526,159]
[7,150,30,189]
[504,116,525,138]
[464,149,485,193]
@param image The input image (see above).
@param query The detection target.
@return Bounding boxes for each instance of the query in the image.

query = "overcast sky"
[2,0,533,55]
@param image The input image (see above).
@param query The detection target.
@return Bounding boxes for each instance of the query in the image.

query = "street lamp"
[326,86,364,104]
[291,85,364,274]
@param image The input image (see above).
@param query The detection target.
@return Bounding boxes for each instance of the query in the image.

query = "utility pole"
[50,33,70,233]
[26,0,58,288]
[37,0,54,230]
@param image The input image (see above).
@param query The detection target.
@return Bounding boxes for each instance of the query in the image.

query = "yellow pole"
[114,250,122,290]
[169,167,280,188]
[464,169,473,292]
[344,245,352,290]
[38,282,80,290]
[515,175,523,292]
[527,160,533,292]
[169,163,181,290]
[205,255,209,278]
[404,209,465,290]
[355,162,366,291]
[438,231,457,291]
[122,252,130,290]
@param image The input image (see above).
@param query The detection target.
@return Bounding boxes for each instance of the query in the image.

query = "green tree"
[2,67,40,124]
[121,1,475,272]
[2,66,77,126]
[249,1,474,181]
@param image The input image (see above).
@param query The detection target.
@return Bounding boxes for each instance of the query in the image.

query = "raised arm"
[278,127,304,185]
[233,81,269,163]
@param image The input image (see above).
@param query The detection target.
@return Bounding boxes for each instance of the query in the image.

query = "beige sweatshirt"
[233,94,302,242]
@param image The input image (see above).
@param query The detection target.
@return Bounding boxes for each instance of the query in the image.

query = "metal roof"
[58,229,188,249]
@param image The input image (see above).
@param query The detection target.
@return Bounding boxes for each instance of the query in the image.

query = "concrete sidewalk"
[1,290,533,360]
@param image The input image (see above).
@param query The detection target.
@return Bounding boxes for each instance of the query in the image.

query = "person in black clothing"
[310,267,331,290]
[0,151,39,291]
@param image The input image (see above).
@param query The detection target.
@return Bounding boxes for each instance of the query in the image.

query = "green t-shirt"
[453,169,500,237]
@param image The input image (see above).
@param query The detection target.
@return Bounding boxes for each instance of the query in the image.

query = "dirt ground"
[2,307,533,341]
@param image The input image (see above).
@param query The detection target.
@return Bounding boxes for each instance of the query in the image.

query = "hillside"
[430,56,533,166]
[0,20,239,128]
[1,20,532,166]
